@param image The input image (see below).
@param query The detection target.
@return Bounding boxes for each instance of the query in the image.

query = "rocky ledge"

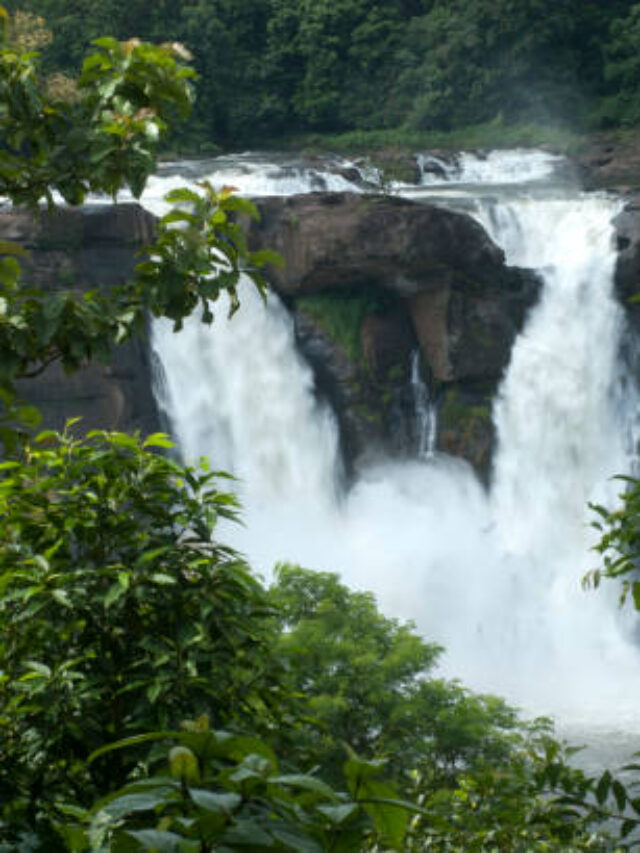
[249,193,541,477]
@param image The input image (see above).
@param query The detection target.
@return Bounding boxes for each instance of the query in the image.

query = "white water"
[146,150,640,730]
[417,148,564,185]
[410,350,437,458]
[155,152,368,196]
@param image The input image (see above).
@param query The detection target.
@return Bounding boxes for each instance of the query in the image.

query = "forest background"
[10,0,640,152]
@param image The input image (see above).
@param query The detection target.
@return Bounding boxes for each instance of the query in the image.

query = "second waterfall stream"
[143,150,640,735]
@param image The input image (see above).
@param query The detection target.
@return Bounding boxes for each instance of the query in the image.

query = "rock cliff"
[250,193,541,476]
[0,204,161,436]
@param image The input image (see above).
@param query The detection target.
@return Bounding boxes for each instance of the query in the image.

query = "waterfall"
[475,197,634,557]
[145,151,640,729]
[410,350,437,458]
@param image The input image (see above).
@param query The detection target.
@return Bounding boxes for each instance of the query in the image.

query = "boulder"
[250,193,540,476]
[251,193,508,299]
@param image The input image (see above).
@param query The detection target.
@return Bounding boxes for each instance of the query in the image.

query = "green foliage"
[0,185,271,400]
[133,182,278,332]
[57,721,401,851]
[269,565,525,789]
[409,731,613,850]
[588,475,640,607]
[0,428,278,841]
[0,10,277,442]
[599,4,640,127]
[15,0,640,146]
[295,122,586,158]
[295,289,387,364]
[0,30,195,205]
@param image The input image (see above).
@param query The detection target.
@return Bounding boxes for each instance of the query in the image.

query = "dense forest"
[9,0,640,148]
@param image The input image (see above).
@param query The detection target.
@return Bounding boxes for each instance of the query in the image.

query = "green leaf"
[316,803,359,825]
[15,406,42,429]
[595,770,612,805]
[150,573,177,586]
[160,210,199,227]
[104,581,127,609]
[147,681,164,704]
[249,249,284,268]
[142,433,175,449]
[52,588,73,608]
[169,745,200,782]
[220,195,260,220]
[343,756,388,790]
[189,789,241,815]
[164,187,202,205]
[89,731,176,763]
[123,829,186,851]
[613,778,628,812]
[269,774,338,800]
[221,819,275,847]
[24,660,52,678]
[103,791,174,820]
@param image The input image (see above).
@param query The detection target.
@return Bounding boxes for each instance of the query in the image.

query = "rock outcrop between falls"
[249,193,541,476]
[4,194,541,479]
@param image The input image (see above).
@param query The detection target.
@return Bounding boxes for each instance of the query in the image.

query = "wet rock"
[293,298,417,469]
[251,192,540,476]
[575,134,640,192]
[614,194,640,330]
[4,194,541,481]
[437,384,495,483]
[252,193,511,298]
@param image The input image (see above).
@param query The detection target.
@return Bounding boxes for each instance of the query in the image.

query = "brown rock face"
[614,195,640,329]
[251,193,508,298]
[250,193,540,477]
[1,204,162,437]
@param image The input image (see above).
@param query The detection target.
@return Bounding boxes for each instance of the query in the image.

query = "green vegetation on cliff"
[296,289,387,364]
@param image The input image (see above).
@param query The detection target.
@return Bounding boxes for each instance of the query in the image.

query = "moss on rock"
[438,386,494,479]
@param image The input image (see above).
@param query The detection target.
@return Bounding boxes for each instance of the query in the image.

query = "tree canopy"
[9,0,640,146]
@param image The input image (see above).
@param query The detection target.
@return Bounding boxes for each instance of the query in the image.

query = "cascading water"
[145,150,640,734]
[410,350,437,459]
[417,148,565,186]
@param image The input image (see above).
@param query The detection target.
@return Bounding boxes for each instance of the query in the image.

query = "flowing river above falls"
[133,149,640,763]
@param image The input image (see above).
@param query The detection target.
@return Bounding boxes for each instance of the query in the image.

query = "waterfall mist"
[144,151,640,729]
